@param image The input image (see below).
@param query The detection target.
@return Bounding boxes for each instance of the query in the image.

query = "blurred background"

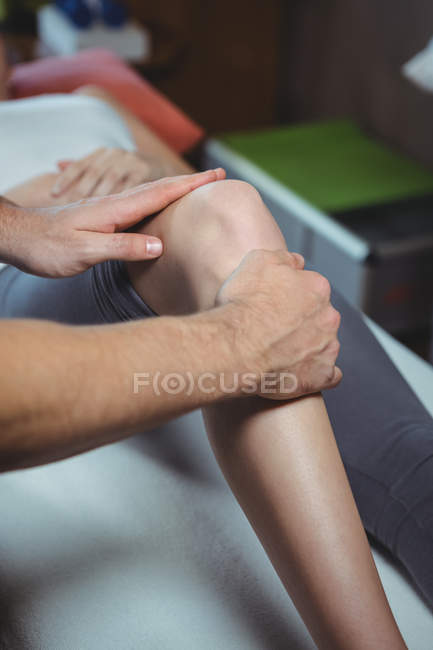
[1,0,433,361]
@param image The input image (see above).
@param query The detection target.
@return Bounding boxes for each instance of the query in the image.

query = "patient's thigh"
[4,173,60,208]
[0,264,103,324]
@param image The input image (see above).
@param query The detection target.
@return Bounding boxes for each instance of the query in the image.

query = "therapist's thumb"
[84,232,163,265]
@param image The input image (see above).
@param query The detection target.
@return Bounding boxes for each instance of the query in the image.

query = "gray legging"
[1,261,432,606]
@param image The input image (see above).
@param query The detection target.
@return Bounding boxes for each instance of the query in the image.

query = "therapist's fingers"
[77,169,227,231]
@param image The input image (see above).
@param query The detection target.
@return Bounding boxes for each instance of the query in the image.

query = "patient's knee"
[127,179,287,314]
[176,179,285,263]
[169,179,286,309]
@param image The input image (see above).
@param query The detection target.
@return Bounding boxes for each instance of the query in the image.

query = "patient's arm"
[4,84,193,209]
[3,83,193,208]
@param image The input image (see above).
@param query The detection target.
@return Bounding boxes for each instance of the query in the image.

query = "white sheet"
[0,93,135,193]
[0,346,432,650]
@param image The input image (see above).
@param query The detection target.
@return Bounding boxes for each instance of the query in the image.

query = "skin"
[0,170,226,276]
[51,148,170,201]
[0,85,406,647]
[0,243,342,471]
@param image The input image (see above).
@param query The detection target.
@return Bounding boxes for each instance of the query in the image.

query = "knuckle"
[81,169,99,185]
[327,338,340,358]
[64,164,81,180]
[260,249,287,265]
[137,162,150,177]
[106,170,122,184]
[325,365,336,383]
[285,251,301,267]
[130,174,146,187]
[323,306,341,330]
[332,307,341,329]
[311,273,331,298]
[111,234,132,257]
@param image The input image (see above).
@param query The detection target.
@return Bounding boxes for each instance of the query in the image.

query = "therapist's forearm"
[0,196,18,262]
[0,310,238,472]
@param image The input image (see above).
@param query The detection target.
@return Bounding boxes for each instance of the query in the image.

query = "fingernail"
[146,238,163,257]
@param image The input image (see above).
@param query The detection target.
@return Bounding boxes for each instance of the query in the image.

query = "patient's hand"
[51,148,166,202]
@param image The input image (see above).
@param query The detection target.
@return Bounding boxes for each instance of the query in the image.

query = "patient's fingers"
[92,153,151,197]
[113,165,153,195]
[92,169,129,198]
[51,148,105,196]
[72,149,115,198]
[79,169,226,231]
[57,160,73,171]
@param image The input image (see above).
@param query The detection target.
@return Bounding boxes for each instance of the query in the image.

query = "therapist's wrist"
[0,196,24,266]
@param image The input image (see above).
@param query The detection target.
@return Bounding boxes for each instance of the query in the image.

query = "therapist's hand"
[216,249,342,399]
[0,169,225,278]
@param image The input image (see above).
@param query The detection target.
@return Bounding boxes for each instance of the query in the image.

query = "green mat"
[219,120,433,213]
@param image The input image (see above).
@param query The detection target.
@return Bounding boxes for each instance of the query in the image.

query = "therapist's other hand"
[216,250,342,399]
[51,148,165,201]
[1,169,225,278]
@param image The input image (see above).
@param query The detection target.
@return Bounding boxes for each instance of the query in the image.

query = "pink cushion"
[9,49,204,153]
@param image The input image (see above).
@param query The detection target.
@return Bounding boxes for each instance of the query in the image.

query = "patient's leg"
[126,180,406,648]
[3,173,59,208]
[324,291,433,607]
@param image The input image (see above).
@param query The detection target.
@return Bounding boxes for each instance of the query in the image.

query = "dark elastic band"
[92,260,157,324]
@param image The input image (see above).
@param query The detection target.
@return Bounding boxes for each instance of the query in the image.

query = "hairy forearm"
[0,308,239,472]
[0,196,23,265]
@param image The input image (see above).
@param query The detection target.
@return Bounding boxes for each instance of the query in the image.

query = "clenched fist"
[216,249,342,399]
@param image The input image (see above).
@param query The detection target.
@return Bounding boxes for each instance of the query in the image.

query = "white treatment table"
[0,322,432,650]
